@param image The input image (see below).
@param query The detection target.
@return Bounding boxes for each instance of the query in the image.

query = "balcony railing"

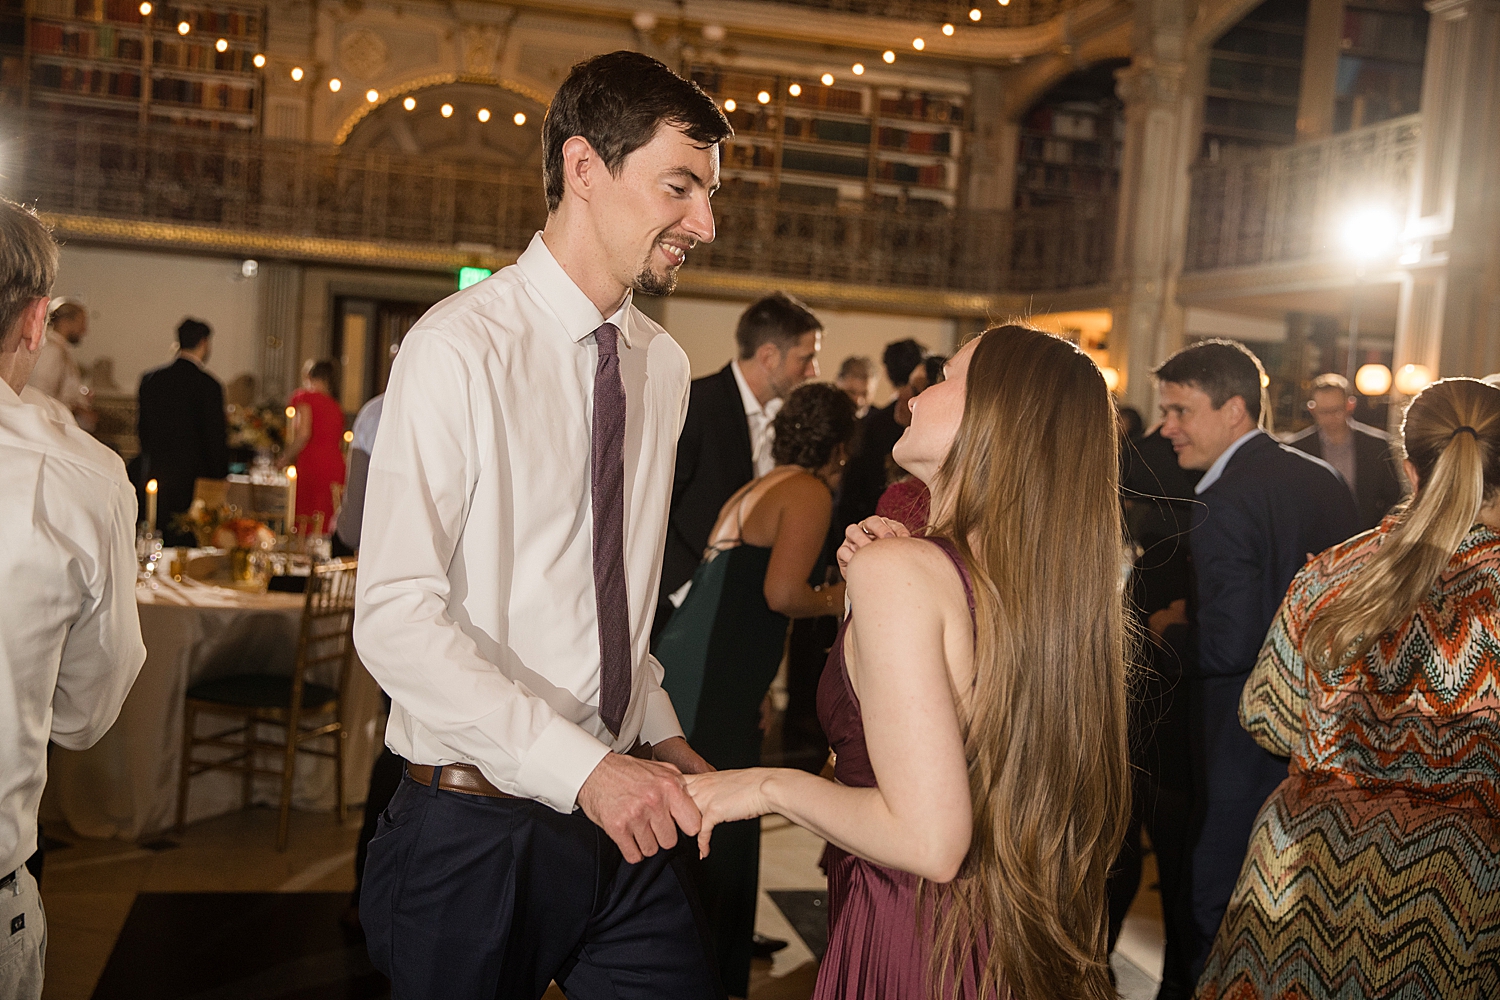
[771,0,1097,29]
[2,113,1113,295]
[1184,114,1421,274]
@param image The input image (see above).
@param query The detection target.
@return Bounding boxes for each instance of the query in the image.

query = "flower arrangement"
[226,404,286,454]
[172,499,231,548]
[212,518,277,551]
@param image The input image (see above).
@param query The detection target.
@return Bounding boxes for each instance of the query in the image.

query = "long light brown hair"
[1305,378,1500,673]
[923,325,1130,1000]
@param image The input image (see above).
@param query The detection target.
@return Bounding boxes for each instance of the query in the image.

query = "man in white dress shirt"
[354,52,732,999]
[0,200,145,1000]
[26,301,93,428]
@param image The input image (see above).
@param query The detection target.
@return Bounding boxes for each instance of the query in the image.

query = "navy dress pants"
[360,769,726,1000]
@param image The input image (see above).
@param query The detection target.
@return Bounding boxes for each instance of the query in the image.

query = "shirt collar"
[1195,428,1263,495]
[516,232,635,349]
[0,378,20,407]
[177,351,207,370]
[729,360,765,418]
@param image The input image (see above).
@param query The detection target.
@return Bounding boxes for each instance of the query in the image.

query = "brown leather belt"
[406,742,653,800]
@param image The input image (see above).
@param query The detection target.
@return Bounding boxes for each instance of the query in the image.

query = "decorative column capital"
[1115,60,1187,110]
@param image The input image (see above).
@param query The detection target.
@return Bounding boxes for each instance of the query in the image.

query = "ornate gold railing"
[1184,114,1421,273]
[1,113,1113,294]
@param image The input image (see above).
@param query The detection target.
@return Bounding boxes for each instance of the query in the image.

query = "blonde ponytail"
[1305,380,1500,674]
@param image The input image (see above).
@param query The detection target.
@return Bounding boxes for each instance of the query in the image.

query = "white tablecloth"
[42,575,385,841]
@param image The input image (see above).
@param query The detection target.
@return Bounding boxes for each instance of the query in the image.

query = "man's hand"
[1148,598,1188,639]
[651,736,715,775]
[576,752,702,864]
[836,515,910,575]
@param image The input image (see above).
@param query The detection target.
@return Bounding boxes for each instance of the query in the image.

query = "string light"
[756,90,770,104]
[403,96,416,110]
[477,108,490,122]
[365,88,378,103]
[328,78,341,92]
[723,98,736,112]
[513,111,526,125]
[852,62,865,75]
[290,66,303,81]
[440,103,453,117]
[942,22,955,34]
[999,0,1011,5]
[215,37,227,52]
[788,82,802,96]
[252,53,265,67]
[882,50,895,63]
[821,73,834,86]
[176,20,189,33]
[137,1,150,13]
[912,37,925,50]
[969,7,982,18]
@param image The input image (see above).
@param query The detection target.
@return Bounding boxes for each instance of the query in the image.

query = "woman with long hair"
[1198,377,1500,999]
[684,325,1131,1000]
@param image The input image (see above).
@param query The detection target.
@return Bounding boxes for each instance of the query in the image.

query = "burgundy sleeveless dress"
[814,537,996,1000]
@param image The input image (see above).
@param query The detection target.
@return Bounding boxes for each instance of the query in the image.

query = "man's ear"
[753,340,782,371]
[18,297,48,352]
[560,136,601,206]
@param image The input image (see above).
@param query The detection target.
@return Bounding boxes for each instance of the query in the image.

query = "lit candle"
[285,465,297,532]
[146,478,158,533]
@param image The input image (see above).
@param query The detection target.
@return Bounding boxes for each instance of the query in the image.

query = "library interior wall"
[52,245,262,396]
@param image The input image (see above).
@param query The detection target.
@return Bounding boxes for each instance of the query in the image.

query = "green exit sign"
[458,267,493,290]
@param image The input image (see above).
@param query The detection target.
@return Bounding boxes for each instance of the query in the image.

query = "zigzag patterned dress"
[1197,518,1500,999]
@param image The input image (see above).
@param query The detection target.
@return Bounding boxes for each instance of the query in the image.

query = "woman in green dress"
[656,381,858,997]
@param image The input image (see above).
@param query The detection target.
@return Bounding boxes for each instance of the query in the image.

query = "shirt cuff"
[638,687,685,748]
[514,716,611,814]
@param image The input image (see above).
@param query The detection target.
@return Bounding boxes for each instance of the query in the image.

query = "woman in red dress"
[685,326,1130,1000]
[282,359,346,534]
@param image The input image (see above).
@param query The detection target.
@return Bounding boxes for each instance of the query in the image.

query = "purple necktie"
[591,322,631,736]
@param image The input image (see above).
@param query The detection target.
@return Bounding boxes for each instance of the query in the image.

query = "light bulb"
[477,108,490,122]
[1394,363,1434,395]
[138,1,150,13]
[969,7,982,19]
[852,62,865,75]
[252,53,265,67]
[912,37,925,50]
[176,20,189,34]
[723,98,736,112]
[403,96,416,111]
[882,50,895,63]
[513,111,526,126]
[440,103,453,118]
[821,73,834,86]
[757,90,770,104]
[290,66,303,81]
[328,78,341,92]
[215,37,227,52]
[942,23,955,34]
[365,89,378,103]
[788,82,802,97]
[1354,364,1392,396]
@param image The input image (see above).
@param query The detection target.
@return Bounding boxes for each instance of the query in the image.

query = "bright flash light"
[757,90,770,104]
[290,66,303,81]
[912,37,925,50]
[788,83,802,96]
[176,20,189,33]
[1394,363,1434,395]
[942,23,955,34]
[1101,367,1121,392]
[477,108,490,122]
[328,78,341,92]
[723,98,736,112]
[252,53,265,67]
[366,89,379,103]
[215,37,227,52]
[343,430,354,444]
[1355,364,1392,396]
[1341,205,1400,262]
[403,96,416,111]
[440,103,453,118]
[852,62,865,75]
[882,50,895,63]
[513,112,526,126]
[970,7,982,18]
[821,73,834,86]
[138,1,151,13]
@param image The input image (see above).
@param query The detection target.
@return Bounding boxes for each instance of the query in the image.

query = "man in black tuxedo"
[1284,373,1405,531]
[654,292,822,643]
[135,318,228,546]
[835,338,926,530]
[1153,340,1359,979]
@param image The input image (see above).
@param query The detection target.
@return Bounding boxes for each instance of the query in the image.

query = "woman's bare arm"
[281,402,313,466]
[761,475,844,618]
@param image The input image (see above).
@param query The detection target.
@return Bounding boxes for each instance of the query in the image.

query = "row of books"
[877,94,963,124]
[1019,135,1119,167]
[788,86,862,114]
[1208,57,1301,100]
[875,126,950,154]
[32,0,148,25]
[150,73,253,109]
[723,143,776,170]
[152,38,256,71]
[30,21,142,59]
[784,116,870,146]
[31,60,141,96]
[875,160,946,187]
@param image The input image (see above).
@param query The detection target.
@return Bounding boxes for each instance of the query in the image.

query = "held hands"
[836,516,911,575]
[683,769,774,860]
[576,752,702,864]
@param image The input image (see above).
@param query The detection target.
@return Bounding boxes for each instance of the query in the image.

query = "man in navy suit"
[1152,340,1359,978]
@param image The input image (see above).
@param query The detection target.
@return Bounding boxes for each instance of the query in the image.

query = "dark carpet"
[767,889,828,961]
[91,893,388,1000]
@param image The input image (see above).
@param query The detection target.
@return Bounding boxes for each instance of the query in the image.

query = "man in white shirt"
[0,200,146,1000]
[354,52,732,999]
[26,301,94,429]
[655,292,822,640]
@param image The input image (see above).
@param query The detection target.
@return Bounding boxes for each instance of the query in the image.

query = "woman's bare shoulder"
[846,537,967,607]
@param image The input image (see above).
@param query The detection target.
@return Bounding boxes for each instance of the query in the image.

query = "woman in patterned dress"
[1197,377,1500,999]
[684,326,1131,1000]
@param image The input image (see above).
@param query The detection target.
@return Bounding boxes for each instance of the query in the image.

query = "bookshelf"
[690,64,965,208]
[0,0,24,107]
[18,0,263,128]
[1014,61,1125,209]
[1334,0,1426,132]
[1201,0,1307,162]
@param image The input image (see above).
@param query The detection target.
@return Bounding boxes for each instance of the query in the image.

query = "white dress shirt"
[0,378,145,877]
[355,233,692,814]
[26,331,84,410]
[1195,428,1263,494]
[730,359,782,478]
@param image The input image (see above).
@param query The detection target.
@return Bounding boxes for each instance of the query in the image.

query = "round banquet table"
[42,573,386,842]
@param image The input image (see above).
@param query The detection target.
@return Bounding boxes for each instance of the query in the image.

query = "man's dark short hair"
[735,292,821,360]
[1153,338,1265,423]
[177,318,212,351]
[542,51,732,214]
[308,359,337,387]
[1311,373,1351,397]
[838,355,873,381]
[49,301,85,328]
[882,339,927,388]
